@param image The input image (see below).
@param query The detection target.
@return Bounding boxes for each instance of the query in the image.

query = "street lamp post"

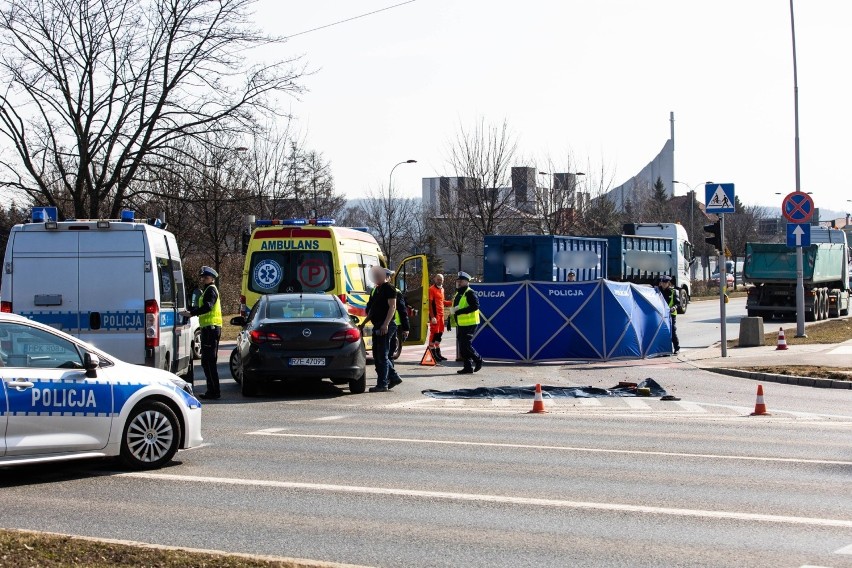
[388,159,417,201]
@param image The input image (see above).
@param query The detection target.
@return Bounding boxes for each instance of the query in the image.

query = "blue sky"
[253,0,851,213]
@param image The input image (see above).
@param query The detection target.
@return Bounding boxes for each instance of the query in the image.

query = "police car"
[0,313,202,469]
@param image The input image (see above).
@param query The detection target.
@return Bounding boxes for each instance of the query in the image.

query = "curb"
[706,368,852,390]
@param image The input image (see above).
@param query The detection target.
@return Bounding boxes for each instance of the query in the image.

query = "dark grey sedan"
[230,294,367,396]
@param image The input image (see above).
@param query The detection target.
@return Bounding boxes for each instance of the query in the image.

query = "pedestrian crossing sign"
[705,183,735,213]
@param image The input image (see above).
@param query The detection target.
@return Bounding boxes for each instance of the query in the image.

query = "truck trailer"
[744,227,850,321]
[483,235,608,283]
[602,223,695,313]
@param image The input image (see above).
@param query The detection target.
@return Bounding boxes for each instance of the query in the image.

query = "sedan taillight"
[331,327,361,343]
[249,329,283,344]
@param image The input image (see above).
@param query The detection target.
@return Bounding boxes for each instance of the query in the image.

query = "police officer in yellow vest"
[182,266,223,399]
[658,275,681,355]
[449,271,483,375]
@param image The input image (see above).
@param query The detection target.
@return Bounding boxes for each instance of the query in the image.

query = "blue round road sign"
[781,192,814,223]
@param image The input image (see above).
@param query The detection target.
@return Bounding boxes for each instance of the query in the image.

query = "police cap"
[659,275,672,283]
[199,266,219,278]
[457,271,471,281]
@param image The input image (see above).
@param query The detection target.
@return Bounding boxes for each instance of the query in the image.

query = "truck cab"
[626,223,695,313]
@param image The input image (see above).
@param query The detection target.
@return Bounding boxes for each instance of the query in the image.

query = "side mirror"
[84,353,100,378]
[230,316,247,327]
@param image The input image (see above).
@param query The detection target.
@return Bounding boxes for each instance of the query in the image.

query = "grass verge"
[740,366,852,381]
[0,529,348,568]
[728,317,852,348]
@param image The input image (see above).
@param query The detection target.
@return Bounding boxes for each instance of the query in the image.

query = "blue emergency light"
[351,227,370,233]
[32,209,46,222]
[314,218,335,226]
[121,209,135,222]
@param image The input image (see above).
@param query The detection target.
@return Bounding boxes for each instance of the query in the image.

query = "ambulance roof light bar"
[121,210,135,222]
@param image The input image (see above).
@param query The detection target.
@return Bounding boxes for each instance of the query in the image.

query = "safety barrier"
[471,280,672,362]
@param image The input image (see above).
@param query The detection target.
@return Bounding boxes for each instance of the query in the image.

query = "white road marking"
[828,345,852,355]
[674,401,707,413]
[243,432,852,466]
[576,398,602,407]
[251,427,288,434]
[835,543,852,554]
[312,415,346,421]
[622,398,650,410]
[118,471,852,529]
[698,402,852,421]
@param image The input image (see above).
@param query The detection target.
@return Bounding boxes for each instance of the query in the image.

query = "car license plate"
[289,357,325,366]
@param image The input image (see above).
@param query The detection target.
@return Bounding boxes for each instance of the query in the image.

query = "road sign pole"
[795,246,806,337]
[719,214,727,357]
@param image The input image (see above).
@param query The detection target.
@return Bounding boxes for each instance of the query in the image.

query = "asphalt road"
[2,346,852,568]
[679,296,747,350]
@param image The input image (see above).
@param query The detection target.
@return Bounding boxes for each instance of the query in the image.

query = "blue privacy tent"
[471,280,672,362]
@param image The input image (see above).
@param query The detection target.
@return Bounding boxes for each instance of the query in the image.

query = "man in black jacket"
[362,267,403,392]
[450,271,483,374]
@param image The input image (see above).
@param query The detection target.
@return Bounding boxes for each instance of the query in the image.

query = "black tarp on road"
[422,378,667,399]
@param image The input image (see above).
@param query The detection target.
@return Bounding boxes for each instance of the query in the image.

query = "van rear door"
[10,230,81,333]
[394,255,429,346]
[78,230,145,363]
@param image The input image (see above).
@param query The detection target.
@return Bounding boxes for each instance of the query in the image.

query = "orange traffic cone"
[419,347,436,366]
[750,384,771,416]
[528,383,547,414]
[776,327,788,350]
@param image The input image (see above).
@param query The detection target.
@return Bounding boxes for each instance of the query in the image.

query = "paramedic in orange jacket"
[428,273,452,361]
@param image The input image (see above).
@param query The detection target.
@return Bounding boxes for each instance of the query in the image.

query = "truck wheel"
[822,291,830,320]
[677,289,688,315]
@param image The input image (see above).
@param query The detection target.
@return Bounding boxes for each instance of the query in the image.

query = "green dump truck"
[744,227,850,321]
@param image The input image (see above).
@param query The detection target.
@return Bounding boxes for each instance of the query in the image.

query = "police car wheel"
[229,348,242,384]
[349,370,367,394]
[120,401,181,470]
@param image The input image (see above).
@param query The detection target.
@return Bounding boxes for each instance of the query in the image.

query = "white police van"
[0,208,195,380]
[0,312,202,469]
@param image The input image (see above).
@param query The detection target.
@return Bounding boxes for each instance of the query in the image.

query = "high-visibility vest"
[454,288,480,327]
[370,285,401,325]
[664,287,677,316]
[198,284,223,327]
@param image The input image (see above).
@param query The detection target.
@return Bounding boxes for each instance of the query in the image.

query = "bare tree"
[357,185,419,267]
[0,0,304,219]
[530,154,585,235]
[431,189,471,272]
[575,161,622,235]
[724,196,768,285]
[447,118,520,237]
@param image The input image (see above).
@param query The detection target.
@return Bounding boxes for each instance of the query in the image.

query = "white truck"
[1,209,196,380]
[617,223,696,312]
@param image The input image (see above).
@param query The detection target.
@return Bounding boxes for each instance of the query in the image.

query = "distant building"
[422,167,587,276]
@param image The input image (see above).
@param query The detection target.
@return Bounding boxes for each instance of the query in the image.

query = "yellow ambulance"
[239,218,428,352]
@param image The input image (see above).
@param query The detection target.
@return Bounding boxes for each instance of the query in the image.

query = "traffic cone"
[419,347,436,366]
[528,383,547,414]
[750,384,771,416]
[775,327,788,350]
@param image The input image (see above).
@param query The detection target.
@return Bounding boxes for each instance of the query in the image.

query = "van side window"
[362,255,381,292]
[172,260,186,310]
[156,258,175,307]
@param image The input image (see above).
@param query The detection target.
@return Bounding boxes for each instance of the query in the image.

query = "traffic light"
[704,220,722,251]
